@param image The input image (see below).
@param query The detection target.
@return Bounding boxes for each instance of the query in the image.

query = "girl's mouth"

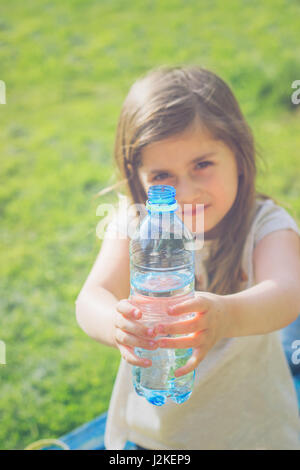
[182,204,211,215]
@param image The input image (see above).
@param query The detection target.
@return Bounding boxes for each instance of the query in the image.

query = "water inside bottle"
[130,271,196,406]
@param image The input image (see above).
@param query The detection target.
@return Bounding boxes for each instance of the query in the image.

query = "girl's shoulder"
[252,196,300,248]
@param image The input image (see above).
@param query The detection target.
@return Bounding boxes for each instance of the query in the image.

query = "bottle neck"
[146,201,178,213]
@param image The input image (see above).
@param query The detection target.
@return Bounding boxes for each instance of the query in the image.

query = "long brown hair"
[99,65,278,295]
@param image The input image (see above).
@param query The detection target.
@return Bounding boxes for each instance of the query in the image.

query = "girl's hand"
[113,299,159,367]
[156,292,229,377]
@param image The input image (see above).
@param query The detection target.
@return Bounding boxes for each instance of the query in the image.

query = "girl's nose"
[175,177,204,205]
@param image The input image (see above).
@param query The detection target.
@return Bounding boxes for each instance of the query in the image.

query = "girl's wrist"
[219,294,236,339]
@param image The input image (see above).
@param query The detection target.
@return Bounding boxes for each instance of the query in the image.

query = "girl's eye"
[152,162,212,181]
[195,161,213,170]
[152,172,170,181]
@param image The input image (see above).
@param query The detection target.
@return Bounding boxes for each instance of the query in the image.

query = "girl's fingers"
[116,299,142,320]
[114,311,157,338]
[174,347,206,377]
[157,314,206,336]
[167,296,209,316]
[157,330,206,349]
[114,327,159,351]
[118,344,152,368]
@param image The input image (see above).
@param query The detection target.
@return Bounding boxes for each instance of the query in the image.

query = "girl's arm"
[75,235,131,349]
[152,230,300,377]
[76,236,160,365]
[223,229,300,337]
[145,230,300,376]
[76,285,119,348]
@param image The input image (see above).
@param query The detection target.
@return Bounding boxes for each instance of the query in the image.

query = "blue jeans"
[135,444,151,450]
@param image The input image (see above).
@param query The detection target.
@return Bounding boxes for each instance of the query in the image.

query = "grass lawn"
[0,0,300,449]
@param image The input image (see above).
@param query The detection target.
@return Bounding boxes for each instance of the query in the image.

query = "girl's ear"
[125,159,133,171]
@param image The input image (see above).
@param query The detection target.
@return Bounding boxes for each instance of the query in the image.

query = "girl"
[75,66,300,450]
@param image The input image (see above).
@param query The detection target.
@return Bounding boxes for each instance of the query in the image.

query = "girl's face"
[138,126,239,234]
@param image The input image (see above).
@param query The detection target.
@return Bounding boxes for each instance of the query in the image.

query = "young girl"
[75,66,300,450]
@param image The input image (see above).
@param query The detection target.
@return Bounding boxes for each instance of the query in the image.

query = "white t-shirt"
[103,197,300,450]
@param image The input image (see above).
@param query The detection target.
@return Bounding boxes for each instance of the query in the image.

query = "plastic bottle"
[129,184,196,406]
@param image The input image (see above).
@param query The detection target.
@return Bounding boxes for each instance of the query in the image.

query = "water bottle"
[129,184,196,406]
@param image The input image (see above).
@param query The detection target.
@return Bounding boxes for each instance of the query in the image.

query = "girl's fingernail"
[147,328,154,336]
[134,309,141,318]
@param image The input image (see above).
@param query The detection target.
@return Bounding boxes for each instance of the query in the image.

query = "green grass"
[0,0,300,450]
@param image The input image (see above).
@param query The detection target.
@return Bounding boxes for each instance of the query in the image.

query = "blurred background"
[0,0,300,450]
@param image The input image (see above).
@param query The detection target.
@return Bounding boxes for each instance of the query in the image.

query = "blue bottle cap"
[146,185,178,212]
